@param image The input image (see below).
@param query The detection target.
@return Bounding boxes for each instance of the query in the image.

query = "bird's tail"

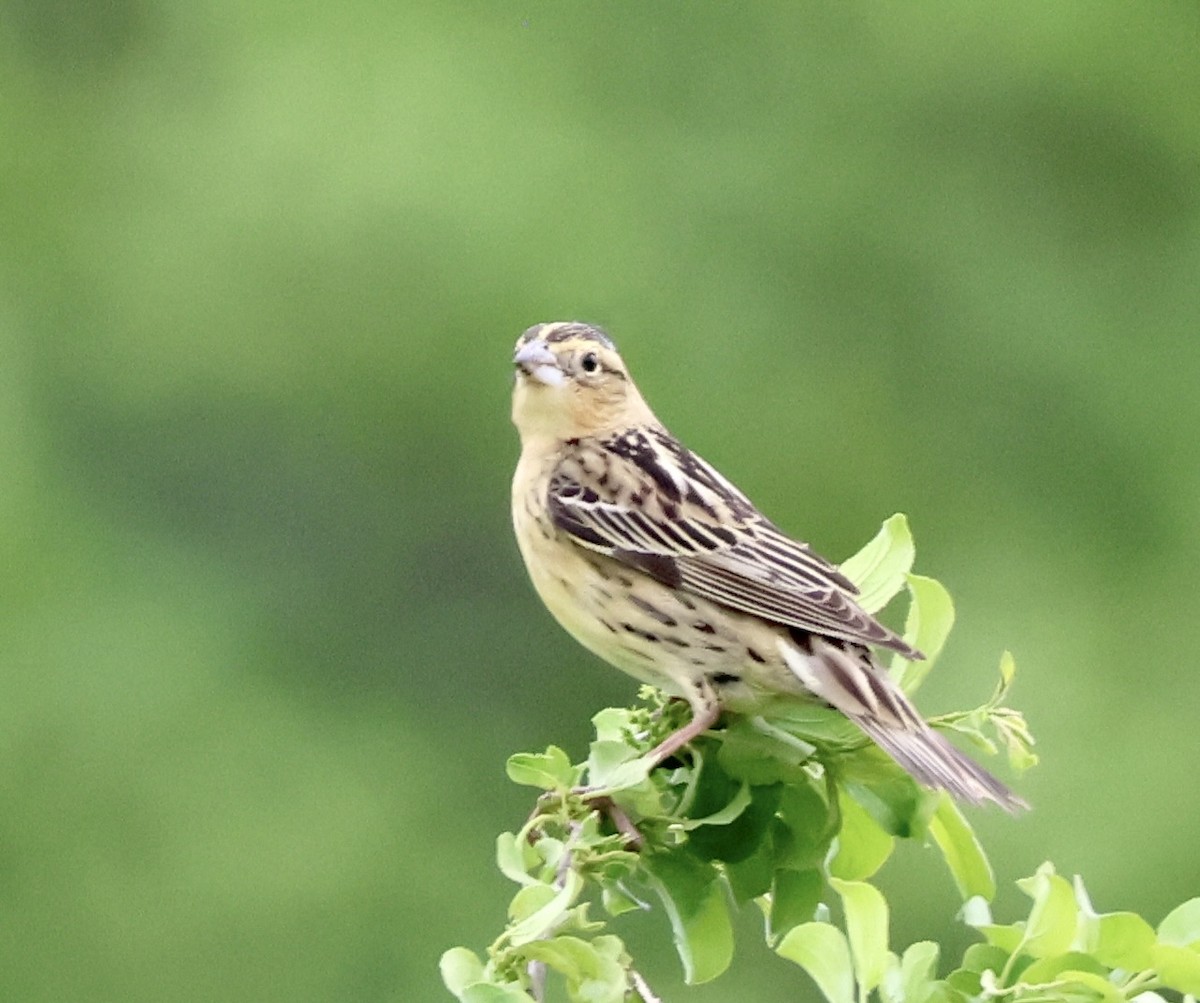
[776,635,1026,812]
[853,715,1026,811]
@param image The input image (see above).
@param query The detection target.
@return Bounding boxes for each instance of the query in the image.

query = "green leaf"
[1092,911,1156,970]
[1159,897,1200,948]
[963,898,1026,954]
[496,832,540,886]
[521,935,628,1003]
[986,653,1039,773]
[996,649,1016,693]
[460,985,538,1003]
[892,574,955,692]
[532,835,568,873]
[773,782,836,869]
[841,750,936,839]
[944,967,984,997]
[901,941,941,1000]
[686,780,780,865]
[679,782,752,829]
[928,796,996,901]
[879,950,904,1003]
[938,713,997,758]
[958,942,1008,976]
[974,923,1026,954]
[507,871,584,946]
[591,707,636,743]
[1039,970,1124,1003]
[508,882,557,922]
[997,718,1039,773]
[1019,952,1108,985]
[600,883,643,917]
[725,830,775,902]
[586,740,654,793]
[557,900,605,936]
[918,983,971,1003]
[440,947,486,996]
[506,746,576,790]
[839,513,915,614]
[519,935,596,983]
[830,788,895,881]
[1152,943,1200,996]
[768,867,824,943]
[777,921,857,1003]
[591,934,626,961]
[717,716,813,785]
[831,877,890,993]
[1017,862,1078,958]
[767,701,865,749]
[642,852,734,984]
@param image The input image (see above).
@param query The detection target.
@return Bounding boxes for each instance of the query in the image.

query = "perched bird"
[510,321,1022,811]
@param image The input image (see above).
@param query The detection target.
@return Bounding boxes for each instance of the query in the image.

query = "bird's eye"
[580,352,599,374]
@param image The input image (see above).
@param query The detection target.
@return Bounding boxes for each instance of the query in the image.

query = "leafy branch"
[440,517,1198,1003]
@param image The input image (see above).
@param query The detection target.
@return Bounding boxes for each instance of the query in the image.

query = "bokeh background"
[4,2,1199,1000]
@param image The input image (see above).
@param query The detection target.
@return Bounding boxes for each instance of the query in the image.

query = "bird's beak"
[513,339,565,387]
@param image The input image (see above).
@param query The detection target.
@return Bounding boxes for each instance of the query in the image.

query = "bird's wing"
[547,427,920,658]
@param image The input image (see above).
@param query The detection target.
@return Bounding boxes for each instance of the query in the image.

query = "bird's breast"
[510,447,819,709]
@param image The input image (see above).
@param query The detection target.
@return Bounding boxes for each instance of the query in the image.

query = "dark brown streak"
[620,622,659,644]
[547,491,609,548]
[604,431,683,502]
[541,323,615,349]
[676,521,726,550]
[789,628,815,654]
[645,516,701,552]
[824,656,869,713]
[612,549,682,588]
[627,594,678,627]
[684,486,719,520]
[748,540,837,588]
[623,509,681,550]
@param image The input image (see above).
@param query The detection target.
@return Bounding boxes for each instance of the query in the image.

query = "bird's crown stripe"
[534,322,616,350]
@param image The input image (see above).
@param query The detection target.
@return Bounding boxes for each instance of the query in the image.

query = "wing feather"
[547,429,921,658]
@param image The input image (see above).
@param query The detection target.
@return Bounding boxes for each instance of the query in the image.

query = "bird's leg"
[645,679,721,766]
[582,794,644,851]
[527,682,722,851]
[583,693,720,850]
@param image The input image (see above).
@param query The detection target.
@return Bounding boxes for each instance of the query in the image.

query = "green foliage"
[5,5,1200,999]
[442,518,1200,1001]
[442,517,1055,1002]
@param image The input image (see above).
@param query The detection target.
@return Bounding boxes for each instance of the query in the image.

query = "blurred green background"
[3,2,1198,1000]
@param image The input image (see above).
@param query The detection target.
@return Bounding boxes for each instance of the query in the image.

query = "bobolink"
[511,321,1022,811]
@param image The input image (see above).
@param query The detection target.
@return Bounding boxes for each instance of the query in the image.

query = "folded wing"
[547,429,921,659]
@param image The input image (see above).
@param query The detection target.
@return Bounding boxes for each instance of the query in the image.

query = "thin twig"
[629,968,663,1002]
[528,960,546,1002]
[557,821,582,883]
[585,795,644,851]
[526,820,584,1000]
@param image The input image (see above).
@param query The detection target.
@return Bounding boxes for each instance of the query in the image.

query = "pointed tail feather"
[776,635,1027,812]
[854,717,1027,811]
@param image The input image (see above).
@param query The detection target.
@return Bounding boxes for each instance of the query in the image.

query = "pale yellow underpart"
[513,443,808,711]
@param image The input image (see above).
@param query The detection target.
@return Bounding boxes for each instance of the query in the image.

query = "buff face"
[512,323,653,443]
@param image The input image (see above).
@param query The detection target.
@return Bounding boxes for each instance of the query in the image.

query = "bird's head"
[511,322,655,443]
